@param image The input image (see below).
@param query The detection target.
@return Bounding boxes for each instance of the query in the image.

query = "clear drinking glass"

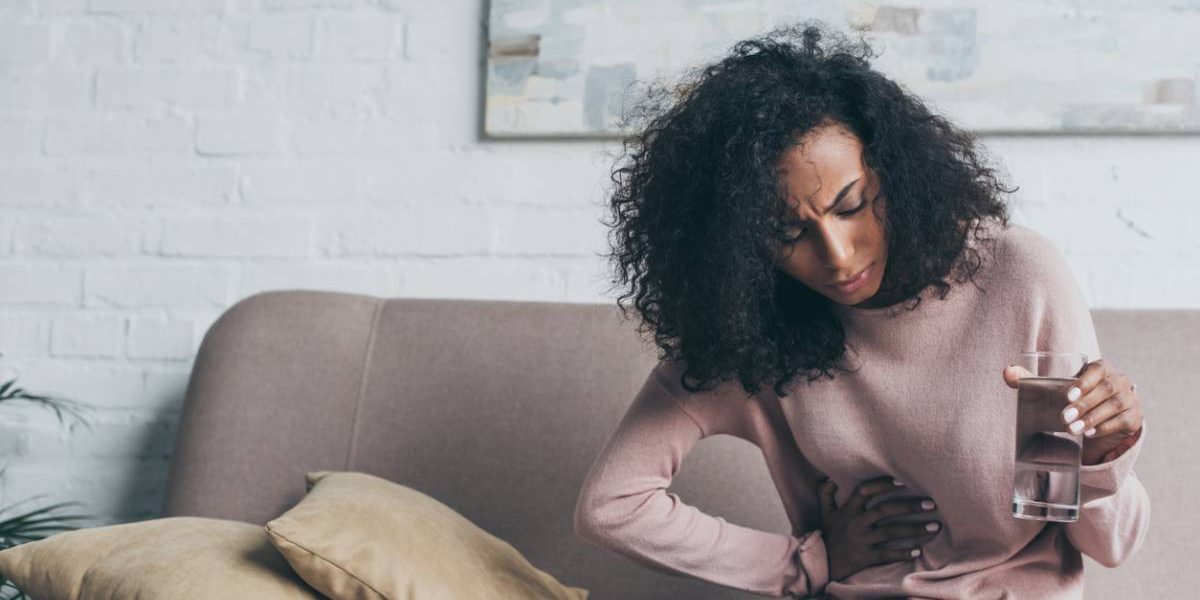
[1011,351,1088,522]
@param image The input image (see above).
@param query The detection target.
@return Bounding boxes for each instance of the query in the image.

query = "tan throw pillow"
[0,516,322,599]
[265,471,589,600]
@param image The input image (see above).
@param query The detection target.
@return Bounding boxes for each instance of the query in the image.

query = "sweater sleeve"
[1028,233,1151,568]
[573,361,830,598]
[1068,421,1150,567]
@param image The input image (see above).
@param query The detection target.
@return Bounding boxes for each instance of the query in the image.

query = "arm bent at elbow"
[572,363,829,597]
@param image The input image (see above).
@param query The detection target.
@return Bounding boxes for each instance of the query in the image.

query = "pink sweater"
[573,220,1150,599]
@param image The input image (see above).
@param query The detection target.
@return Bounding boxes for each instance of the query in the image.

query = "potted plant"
[0,365,94,600]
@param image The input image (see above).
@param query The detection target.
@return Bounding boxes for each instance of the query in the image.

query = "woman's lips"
[831,263,871,293]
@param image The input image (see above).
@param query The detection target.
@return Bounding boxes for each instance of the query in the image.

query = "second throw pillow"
[0,516,323,600]
[265,470,589,600]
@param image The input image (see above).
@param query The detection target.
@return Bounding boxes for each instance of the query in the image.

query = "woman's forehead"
[778,162,873,215]
[778,132,869,195]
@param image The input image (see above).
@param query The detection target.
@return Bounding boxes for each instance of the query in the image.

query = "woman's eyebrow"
[791,177,860,223]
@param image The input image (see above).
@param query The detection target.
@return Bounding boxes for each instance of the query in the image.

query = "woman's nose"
[818,226,854,264]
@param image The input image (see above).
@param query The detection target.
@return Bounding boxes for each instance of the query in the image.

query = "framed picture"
[484,0,1200,138]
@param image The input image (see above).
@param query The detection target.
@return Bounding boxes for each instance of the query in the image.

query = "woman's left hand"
[1003,359,1144,466]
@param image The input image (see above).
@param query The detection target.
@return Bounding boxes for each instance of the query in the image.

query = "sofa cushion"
[0,516,322,599]
[265,470,589,600]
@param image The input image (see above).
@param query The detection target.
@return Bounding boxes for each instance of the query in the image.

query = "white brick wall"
[0,1,1198,525]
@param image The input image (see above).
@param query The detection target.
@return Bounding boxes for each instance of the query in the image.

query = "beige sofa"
[161,290,1196,599]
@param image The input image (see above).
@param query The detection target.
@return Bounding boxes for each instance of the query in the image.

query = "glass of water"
[1011,351,1089,522]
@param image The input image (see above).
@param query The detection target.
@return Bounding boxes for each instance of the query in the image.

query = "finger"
[1061,373,1126,433]
[852,497,937,529]
[873,544,925,564]
[1089,406,1142,438]
[1002,365,1036,389]
[842,475,907,514]
[1071,357,1108,381]
[1065,359,1116,407]
[1067,390,1132,436]
[862,520,942,545]
[817,479,838,518]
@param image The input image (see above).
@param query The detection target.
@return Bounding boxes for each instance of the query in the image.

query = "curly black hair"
[600,19,1017,400]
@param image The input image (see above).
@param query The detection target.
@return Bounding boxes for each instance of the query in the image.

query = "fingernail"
[925,522,940,531]
[921,500,935,510]
[1062,406,1078,422]
[1085,427,1097,437]
[1069,420,1085,434]
[1066,386,1081,402]
[910,548,921,557]
[893,478,906,486]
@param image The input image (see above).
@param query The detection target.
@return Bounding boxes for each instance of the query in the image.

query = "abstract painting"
[484,0,1200,137]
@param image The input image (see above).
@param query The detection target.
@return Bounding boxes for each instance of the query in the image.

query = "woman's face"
[773,124,894,308]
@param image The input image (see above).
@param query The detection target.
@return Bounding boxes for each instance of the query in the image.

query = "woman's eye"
[782,201,866,242]
[842,201,867,214]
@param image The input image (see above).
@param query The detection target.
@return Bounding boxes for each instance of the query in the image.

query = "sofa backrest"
[162,290,1197,599]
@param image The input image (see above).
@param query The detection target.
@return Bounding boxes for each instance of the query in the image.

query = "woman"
[574,20,1148,599]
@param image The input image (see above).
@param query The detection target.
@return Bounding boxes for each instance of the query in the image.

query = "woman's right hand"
[816,475,941,582]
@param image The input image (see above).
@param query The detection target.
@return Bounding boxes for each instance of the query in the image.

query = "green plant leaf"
[0,376,96,600]
[0,389,91,432]
[0,578,28,600]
